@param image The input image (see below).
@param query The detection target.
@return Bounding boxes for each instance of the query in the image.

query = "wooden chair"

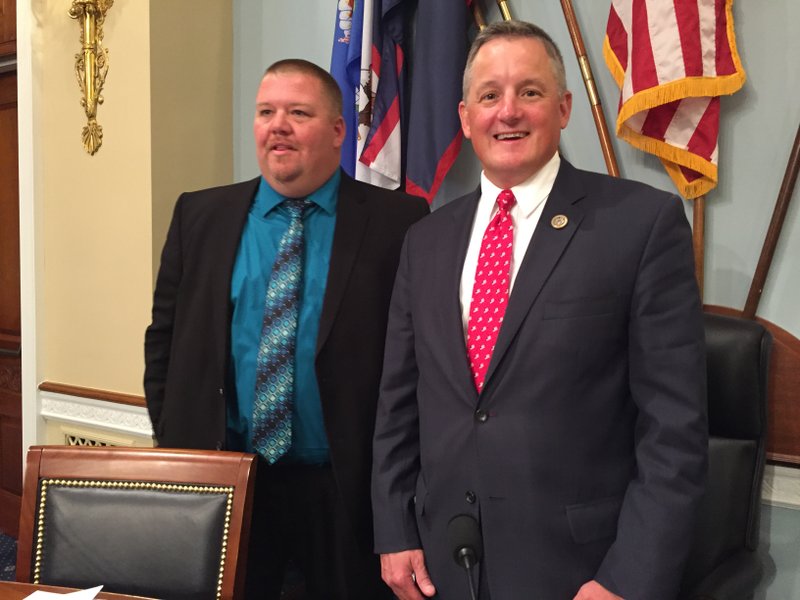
[16,445,257,600]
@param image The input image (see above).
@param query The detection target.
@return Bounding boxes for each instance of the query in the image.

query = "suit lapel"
[316,174,369,355]
[208,177,259,366]
[217,179,260,277]
[441,188,483,400]
[482,161,586,389]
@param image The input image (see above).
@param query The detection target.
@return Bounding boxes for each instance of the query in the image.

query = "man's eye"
[522,90,540,98]
[480,92,497,102]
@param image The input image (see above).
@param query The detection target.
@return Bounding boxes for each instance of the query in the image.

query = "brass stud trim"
[34,478,235,600]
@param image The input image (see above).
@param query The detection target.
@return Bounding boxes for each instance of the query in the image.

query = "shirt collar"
[479,152,561,218]
[253,169,341,217]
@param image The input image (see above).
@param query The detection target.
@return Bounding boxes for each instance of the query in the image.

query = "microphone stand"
[448,514,483,600]
[454,547,479,600]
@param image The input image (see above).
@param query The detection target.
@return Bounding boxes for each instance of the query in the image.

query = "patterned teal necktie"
[252,197,311,464]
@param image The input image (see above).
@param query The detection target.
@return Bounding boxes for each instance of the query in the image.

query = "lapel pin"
[551,214,568,229]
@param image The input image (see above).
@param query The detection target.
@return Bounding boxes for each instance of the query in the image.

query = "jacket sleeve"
[143,194,185,438]
[595,195,708,599]
[371,231,425,553]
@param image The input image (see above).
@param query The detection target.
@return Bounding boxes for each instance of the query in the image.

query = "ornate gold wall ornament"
[69,0,114,155]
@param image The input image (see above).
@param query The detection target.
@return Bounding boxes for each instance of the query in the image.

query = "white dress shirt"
[459,153,561,337]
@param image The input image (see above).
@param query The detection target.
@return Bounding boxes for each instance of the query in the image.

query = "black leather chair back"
[36,480,231,599]
[679,312,771,599]
[17,446,256,600]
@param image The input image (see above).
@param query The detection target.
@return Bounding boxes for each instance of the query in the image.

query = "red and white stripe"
[604,0,745,198]
[353,0,402,189]
[357,41,403,188]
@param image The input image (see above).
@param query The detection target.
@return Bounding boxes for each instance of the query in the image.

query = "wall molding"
[39,381,146,408]
[40,391,153,439]
[763,464,800,510]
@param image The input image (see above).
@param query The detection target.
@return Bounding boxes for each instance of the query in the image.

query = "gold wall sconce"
[69,0,114,155]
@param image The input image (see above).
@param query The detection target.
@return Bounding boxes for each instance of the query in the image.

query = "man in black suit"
[372,21,707,600]
[145,59,428,599]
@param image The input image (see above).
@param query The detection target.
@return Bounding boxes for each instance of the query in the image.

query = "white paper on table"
[24,585,103,599]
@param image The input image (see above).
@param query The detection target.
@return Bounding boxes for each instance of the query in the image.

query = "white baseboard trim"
[40,391,154,439]
[763,464,800,509]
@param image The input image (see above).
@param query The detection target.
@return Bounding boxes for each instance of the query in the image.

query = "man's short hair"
[462,20,568,99]
[264,59,344,117]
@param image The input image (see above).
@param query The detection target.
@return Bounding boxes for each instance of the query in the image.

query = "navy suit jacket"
[145,171,429,551]
[372,160,708,599]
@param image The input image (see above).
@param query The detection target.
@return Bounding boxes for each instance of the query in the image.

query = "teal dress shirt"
[227,171,339,464]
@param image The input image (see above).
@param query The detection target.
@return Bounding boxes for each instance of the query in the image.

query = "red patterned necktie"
[467,189,516,392]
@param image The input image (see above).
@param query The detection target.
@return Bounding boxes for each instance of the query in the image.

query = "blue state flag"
[330,0,365,177]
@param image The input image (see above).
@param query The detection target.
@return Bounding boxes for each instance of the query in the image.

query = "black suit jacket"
[145,171,429,550]
[372,161,708,599]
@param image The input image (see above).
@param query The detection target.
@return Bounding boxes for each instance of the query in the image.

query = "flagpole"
[471,1,487,30]
[692,196,705,298]
[496,1,512,21]
[742,121,800,319]
[559,0,620,177]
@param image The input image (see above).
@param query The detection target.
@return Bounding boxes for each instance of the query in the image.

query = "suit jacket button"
[465,491,476,504]
[475,409,489,423]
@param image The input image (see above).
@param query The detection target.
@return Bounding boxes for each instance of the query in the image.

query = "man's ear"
[458,101,472,139]
[559,91,573,130]
[333,115,346,148]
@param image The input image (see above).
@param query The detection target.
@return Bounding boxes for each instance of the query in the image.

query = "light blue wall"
[233,0,334,183]
[232,2,799,597]
[233,0,799,343]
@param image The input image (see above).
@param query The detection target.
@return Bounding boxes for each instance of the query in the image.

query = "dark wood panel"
[0,360,21,418]
[0,489,19,537]
[0,356,20,537]
[0,361,20,538]
[0,0,16,58]
[0,58,19,539]
[0,420,21,495]
[0,72,20,339]
[0,70,14,105]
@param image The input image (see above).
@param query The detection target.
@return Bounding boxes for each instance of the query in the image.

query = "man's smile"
[494,131,528,140]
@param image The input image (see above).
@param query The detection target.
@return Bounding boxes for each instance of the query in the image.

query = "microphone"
[447,514,483,600]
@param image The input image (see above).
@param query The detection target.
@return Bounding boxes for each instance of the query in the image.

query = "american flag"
[358,0,407,189]
[331,0,406,188]
[604,0,746,199]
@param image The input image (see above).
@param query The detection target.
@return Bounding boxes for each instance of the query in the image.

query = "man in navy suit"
[372,21,707,600]
[145,59,428,599]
